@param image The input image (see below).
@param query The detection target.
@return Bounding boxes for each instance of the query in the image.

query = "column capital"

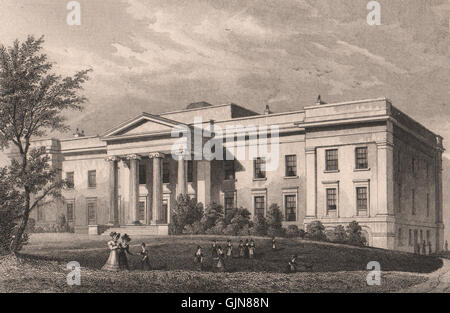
[126,154,142,160]
[376,141,394,149]
[105,156,119,162]
[149,152,165,159]
[305,147,316,154]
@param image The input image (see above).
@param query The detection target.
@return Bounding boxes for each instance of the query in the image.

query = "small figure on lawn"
[139,242,151,271]
[272,236,276,250]
[102,232,121,272]
[422,240,427,255]
[244,239,250,258]
[286,254,297,273]
[194,246,204,271]
[216,245,225,272]
[238,240,245,258]
[211,240,218,257]
[428,241,432,255]
[249,239,255,259]
[118,233,133,270]
[226,239,233,258]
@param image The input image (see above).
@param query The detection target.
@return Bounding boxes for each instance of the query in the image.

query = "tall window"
[356,187,368,214]
[426,193,430,217]
[224,160,235,180]
[225,196,234,217]
[411,189,415,215]
[66,172,74,189]
[253,157,266,179]
[325,149,338,171]
[138,200,145,221]
[187,160,194,182]
[67,203,74,222]
[285,155,297,177]
[355,147,368,169]
[88,170,96,188]
[254,196,265,216]
[163,158,170,183]
[87,200,97,225]
[139,164,146,185]
[326,188,337,213]
[284,195,296,221]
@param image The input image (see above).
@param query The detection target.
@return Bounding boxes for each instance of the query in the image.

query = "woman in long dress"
[226,240,233,258]
[102,232,121,271]
[118,233,133,270]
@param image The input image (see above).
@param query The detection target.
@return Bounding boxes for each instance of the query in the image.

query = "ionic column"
[305,147,317,217]
[106,156,119,226]
[376,141,394,216]
[177,150,187,197]
[127,154,141,224]
[149,152,164,224]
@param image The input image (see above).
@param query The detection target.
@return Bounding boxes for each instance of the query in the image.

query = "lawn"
[0,234,441,293]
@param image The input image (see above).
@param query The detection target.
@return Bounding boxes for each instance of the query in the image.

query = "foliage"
[252,213,268,236]
[0,35,90,251]
[329,225,347,244]
[286,225,300,238]
[172,194,203,234]
[305,220,327,241]
[183,221,205,235]
[200,202,223,231]
[346,221,367,246]
[266,204,284,236]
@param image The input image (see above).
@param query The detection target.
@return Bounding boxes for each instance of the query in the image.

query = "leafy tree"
[0,36,90,252]
[200,202,223,231]
[346,221,367,246]
[172,194,203,234]
[305,220,327,241]
[266,203,283,236]
[230,207,252,229]
[252,213,268,236]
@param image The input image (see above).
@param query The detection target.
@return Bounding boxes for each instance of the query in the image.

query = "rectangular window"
[356,187,368,213]
[187,160,194,182]
[163,159,170,183]
[224,160,235,180]
[225,196,234,217]
[66,172,74,189]
[285,155,297,177]
[88,170,96,188]
[253,157,266,179]
[67,203,74,222]
[137,201,145,221]
[426,193,430,217]
[326,188,337,213]
[254,196,265,216]
[284,195,296,221]
[412,189,415,215]
[87,200,97,225]
[139,164,146,185]
[325,149,338,171]
[355,147,368,169]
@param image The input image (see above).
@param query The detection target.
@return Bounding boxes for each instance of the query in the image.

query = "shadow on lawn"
[20,237,443,274]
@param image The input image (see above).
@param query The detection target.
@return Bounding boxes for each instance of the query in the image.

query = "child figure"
[272,236,276,250]
[226,240,233,258]
[248,239,255,259]
[139,242,151,271]
[194,246,204,271]
[216,246,225,272]
[244,239,250,258]
[287,254,297,273]
[211,240,218,257]
[238,240,245,258]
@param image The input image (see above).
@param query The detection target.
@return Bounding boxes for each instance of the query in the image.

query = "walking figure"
[139,242,151,271]
[249,239,255,259]
[216,246,225,272]
[238,240,245,258]
[211,240,218,257]
[118,233,133,270]
[244,239,250,258]
[102,232,121,271]
[226,239,233,258]
[272,236,276,250]
[286,254,297,273]
[194,246,204,271]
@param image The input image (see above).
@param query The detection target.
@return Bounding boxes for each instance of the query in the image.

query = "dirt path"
[399,258,450,293]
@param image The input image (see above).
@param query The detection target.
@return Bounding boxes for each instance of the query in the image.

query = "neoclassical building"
[16,98,444,251]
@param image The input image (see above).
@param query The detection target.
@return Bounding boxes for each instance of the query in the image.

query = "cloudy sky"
[0,0,448,162]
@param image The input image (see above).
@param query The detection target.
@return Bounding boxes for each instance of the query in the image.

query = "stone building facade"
[16,98,444,252]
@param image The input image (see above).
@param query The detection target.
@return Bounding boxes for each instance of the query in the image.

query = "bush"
[238,224,251,236]
[223,223,240,236]
[252,214,268,236]
[346,221,367,246]
[298,228,306,239]
[0,210,17,254]
[266,203,283,235]
[286,225,299,238]
[201,202,223,231]
[26,218,36,233]
[326,225,347,243]
[205,218,227,235]
[172,195,203,234]
[183,221,205,235]
[305,220,327,241]
[230,208,251,229]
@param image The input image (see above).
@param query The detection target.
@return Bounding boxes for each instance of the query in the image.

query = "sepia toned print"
[0,0,449,296]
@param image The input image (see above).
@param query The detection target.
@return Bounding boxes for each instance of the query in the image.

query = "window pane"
[254,158,266,179]
[325,149,338,171]
[88,170,96,188]
[326,188,337,212]
[66,172,74,188]
[285,155,297,176]
[67,203,74,222]
[285,195,296,221]
[356,187,368,212]
[355,147,368,169]
[87,201,96,224]
[224,160,235,180]
[254,196,265,215]
[138,201,145,221]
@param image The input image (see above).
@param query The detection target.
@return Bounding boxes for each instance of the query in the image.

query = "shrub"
[327,225,347,243]
[286,225,299,238]
[252,214,268,236]
[305,220,327,241]
[346,221,367,246]
[266,203,283,235]
[223,223,240,236]
[26,218,36,233]
[201,202,223,231]
[172,195,203,234]
[0,210,17,254]
[230,208,251,229]
[298,228,306,239]
[238,224,251,236]
[183,221,205,235]
[205,219,227,235]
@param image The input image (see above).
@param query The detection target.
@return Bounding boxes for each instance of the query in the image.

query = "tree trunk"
[11,191,30,253]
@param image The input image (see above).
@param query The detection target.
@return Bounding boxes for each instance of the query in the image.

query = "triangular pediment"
[101,113,188,139]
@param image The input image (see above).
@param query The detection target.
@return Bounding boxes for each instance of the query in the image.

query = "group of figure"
[102,232,151,271]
